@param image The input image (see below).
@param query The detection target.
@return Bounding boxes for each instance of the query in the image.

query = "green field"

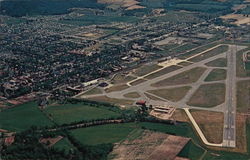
[187,83,225,108]
[59,15,139,26]
[236,80,250,113]
[0,102,53,131]
[138,122,199,140]
[123,92,141,98]
[71,123,137,145]
[204,150,250,160]
[179,42,220,59]
[236,48,250,77]
[133,64,162,76]
[152,67,206,87]
[45,103,121,125]
[205,58,227,67]
[148,86,191,102]
[82,87,102,96]
[130,78,147,86]
[53,138,75,154]
[189,45,229,62]
[111,73,136,85]
[178,141,205,160]
[144,65,182,79]
[204,69,227,82]
[247,118,250,154]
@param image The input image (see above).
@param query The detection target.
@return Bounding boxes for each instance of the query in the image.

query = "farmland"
[71,123,137,145]
[45,103,121,125]
[0,102,53,131]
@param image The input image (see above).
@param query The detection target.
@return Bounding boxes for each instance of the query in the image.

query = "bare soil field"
[110,130,190,160]
[190,110,224,144]
[171,109,189,122]
[98,0,145,10]
[39,136,63,147]
[220,14,250,26]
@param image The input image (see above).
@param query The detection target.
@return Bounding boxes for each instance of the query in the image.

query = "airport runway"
[81,44,247,147]
[223,45,237,147]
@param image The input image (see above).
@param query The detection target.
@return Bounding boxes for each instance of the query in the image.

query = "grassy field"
[105,84,129,93]
[172,109,189,122]
[189,45,229,62]
[133,64,162,76]
[178,141,205,160]
[45,103,121,125]
[123,92,141,98]
[130,78,147,86]
[0,102,53,131]
[53,137,75,154]
[144,65,182,79]
[69,119,250,159]
[144,92,166,102]
[204,69,227,82]
[59,15,139,26]
[71,123,137,145]
[204,151,249,160]
[151,67,206,87]
[138,122,201,143]
[236,80,250,113]
[205,58,227,67]
[87,96,134,106]
[177,61,193,66]
[81,87,102,96]
[148,86,191,102]
[111,74,136,84]
[247,118,250,154]
[187,83,225,108]
[179,42,220,59]
[190,110,224,144]
[236,48,250,77]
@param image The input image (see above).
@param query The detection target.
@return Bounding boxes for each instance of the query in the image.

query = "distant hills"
[0,0,104,17]
[0,0,245,17]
